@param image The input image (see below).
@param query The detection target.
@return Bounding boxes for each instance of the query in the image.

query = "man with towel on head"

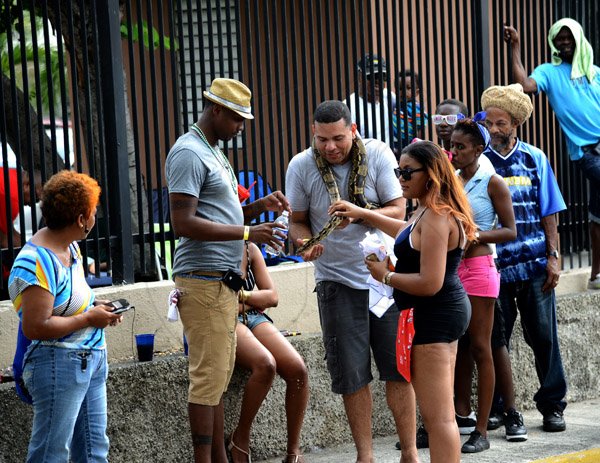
[504,19,600,290]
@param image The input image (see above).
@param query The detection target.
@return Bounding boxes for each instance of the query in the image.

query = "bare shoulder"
[420,208,452,227]
[416,209,453,241]
[488,174,511,195]
[248,241,262,257]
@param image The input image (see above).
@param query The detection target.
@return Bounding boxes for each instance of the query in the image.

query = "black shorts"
[316,281,405,395]
[412,291,471,345]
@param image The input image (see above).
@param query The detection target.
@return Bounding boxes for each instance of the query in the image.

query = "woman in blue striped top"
[9,170,122,463]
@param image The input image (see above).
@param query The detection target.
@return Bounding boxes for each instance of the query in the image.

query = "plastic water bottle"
[264,211,289,257]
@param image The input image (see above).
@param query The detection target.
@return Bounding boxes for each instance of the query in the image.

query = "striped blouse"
[9,241,103,350]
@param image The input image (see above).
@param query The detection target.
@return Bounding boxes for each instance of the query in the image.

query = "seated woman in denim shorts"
[227,242,309,463]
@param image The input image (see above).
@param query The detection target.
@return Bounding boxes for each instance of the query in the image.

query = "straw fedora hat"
[203,78,254,120]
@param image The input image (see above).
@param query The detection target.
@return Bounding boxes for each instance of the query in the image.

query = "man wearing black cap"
[344,53,395,147]
[166,77,291,462]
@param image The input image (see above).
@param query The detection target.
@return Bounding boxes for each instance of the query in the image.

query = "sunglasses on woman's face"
[394,167,426,181]
[431,113,465,125]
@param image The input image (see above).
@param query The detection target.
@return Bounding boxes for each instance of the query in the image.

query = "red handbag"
[396,308,415,382]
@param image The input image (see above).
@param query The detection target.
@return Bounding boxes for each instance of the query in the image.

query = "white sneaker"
[588,274,600,290]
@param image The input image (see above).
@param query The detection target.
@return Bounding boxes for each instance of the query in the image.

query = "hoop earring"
[84,227,89,234]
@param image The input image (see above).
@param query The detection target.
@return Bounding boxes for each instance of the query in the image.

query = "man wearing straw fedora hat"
[166,77,291,462]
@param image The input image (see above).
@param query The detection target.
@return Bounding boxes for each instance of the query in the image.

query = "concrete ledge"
[0,262,592,368]
[0,336,395,462]
[0,263,321,369]
[1,290,600,462]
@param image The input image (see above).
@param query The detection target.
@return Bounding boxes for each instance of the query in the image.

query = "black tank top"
[393,210,465,310]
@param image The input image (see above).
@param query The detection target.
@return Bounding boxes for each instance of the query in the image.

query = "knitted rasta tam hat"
[480,83,533,126]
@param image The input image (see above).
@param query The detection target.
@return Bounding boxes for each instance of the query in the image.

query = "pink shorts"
[458,255,500,298]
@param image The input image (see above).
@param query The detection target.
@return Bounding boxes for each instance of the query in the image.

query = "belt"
[178,271,225,281]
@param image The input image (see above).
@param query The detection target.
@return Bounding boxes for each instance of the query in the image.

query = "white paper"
[360,231,397,318]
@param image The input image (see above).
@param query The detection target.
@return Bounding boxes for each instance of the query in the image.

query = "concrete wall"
[0,263,589,369]
[1,275,599,462]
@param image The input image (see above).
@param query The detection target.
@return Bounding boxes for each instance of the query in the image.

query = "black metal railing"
[0,0,597,297]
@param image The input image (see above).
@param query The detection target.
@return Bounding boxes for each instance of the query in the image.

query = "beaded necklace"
[190,123,238,194]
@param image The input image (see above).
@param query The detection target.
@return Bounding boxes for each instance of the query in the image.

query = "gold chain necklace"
[190,123,238,194]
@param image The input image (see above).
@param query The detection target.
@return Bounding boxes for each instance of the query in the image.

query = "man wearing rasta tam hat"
[504,19,600,290]
[481,83,568,436]
[166,77,291,462]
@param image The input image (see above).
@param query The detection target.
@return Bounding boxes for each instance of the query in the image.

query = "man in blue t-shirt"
[504,19,600,290]
[481,84,568,435]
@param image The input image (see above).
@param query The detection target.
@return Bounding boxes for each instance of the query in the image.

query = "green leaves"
[120,20,177,51]
[0,12,63,114]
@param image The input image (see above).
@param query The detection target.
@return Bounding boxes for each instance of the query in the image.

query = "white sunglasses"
[431,113,465,125]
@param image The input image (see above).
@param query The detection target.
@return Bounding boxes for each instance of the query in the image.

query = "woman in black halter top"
[330,141,476,463]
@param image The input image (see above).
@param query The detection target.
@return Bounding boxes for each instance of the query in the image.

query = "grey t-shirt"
[285,138,402,290]
[165,132,244,275]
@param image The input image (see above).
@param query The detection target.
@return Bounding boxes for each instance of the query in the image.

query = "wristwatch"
[547,249,560,259]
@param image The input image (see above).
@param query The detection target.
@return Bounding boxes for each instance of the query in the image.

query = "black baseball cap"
[357,53,387,77]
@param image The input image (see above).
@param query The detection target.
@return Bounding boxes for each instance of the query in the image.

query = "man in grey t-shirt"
[166,78,289,462]
[286,100,418,462]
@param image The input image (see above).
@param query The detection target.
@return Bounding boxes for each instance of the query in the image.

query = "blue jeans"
[23,346,109,462]
[577,148,600,221]
[498,274,567,413]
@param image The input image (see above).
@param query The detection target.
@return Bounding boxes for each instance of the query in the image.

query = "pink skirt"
[458,254,500,298]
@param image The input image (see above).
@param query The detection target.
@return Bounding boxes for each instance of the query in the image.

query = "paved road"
[258,399,600,462]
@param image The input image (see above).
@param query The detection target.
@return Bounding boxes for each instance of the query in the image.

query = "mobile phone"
[222,270,244,292]
[109,299,132,315]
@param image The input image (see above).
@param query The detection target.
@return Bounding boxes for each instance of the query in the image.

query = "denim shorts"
[316,281,404,395]
[577,147,600,223]
[238,309,273,330]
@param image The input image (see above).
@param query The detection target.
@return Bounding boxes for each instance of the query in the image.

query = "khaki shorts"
[175,275,238,406]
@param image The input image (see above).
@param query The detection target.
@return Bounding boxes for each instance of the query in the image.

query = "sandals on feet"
[282,455,305,463]
[227,436,251,463]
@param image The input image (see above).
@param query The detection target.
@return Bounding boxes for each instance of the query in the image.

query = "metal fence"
[0,0,597,294]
